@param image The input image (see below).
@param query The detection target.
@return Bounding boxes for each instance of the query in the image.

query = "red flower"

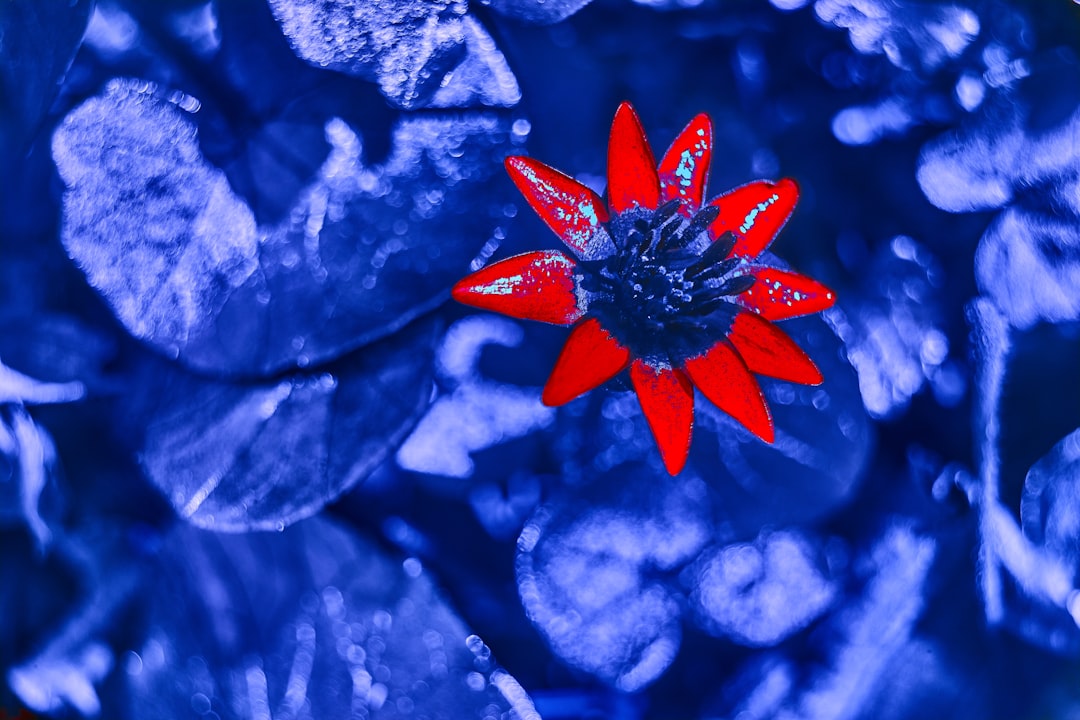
[452,102,835,475]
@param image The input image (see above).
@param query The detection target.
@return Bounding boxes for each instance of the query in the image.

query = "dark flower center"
[577,199,755,366]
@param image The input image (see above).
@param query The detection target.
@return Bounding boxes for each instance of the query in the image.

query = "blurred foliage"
[3,0,1080,718]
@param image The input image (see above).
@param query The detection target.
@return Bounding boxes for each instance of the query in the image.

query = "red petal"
[707,179,799,258]
[630,361,694,475]
[505,156,610,256]
[684,341,774,443]
[451,250,583,325]
[542,318,630,406]
[728,312,823,385]
[658,113,712,214]
[737,267,837,321]
[607,102,660,214]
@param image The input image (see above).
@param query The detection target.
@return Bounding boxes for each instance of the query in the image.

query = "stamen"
[658,218,682,248]
[708,230,736,261]
[683,295,733,316]
[652,199,681,226]
[577,203,752,366]
[682,204,720,242]
[714,274,755,296]
[686,232,736,278]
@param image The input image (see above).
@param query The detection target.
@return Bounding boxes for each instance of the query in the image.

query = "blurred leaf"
[483,0,595,25]
[1010,427,1080,654]
[919,111,1077,217]
[0,361,85,408]
[6,518,152,718]
[137,318,438,532]
[516,466,710,691]
[0,312,116,390]
[1022,427,1080,567]
[686,529,837,647]
[815,0,979,73]
[714,525,944,720]
[9,642,113,717]
[975,206,1080,330]
[0,360,84,549]
[919,104,1080,329]
[559,314,870,533]
[127,515,540,720]
[516,317,866,685]
[267,0,520,109]
[916,123,1022,213]
[0,406,60,550]
[690,316,865,531]
[827,237,961,419]
[982,498,1080,654]
[0,0,92,162]
[52,79,518,376]
[396,316,555,479]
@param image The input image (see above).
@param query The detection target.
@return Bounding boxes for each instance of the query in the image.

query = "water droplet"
[466,671,487,691]
[512,118,531,138]
[190,692,212,714]
[403,557,423,578]
[124,651,143,676]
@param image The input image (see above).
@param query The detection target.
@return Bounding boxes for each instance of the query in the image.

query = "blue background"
[3,0,1080,717]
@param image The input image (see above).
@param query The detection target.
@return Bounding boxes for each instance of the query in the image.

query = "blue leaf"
[484,0,595,25]
[0,359,83,550]
[918,104,1080,328]
[136,318,439,532]
[815,0,980,73]
[9,642,113,717]
[712,525,941,720]
[982,497,1080,654]
[396,316,555,479]
[0,0,91,162]
[691,317,871,531]
[687,529,837,647]
[0,311,115,390]
[976,206,1080,329]
[0,0,92,239]
[557,313,871,533]
[516,465,710,690]
[0,406,60,551]
[1022,428,1080,568]
[53,79,518,376]
[827,236,962,419]
[127,516,539,720]
[267,0,520,109]
[916,123,1022,213]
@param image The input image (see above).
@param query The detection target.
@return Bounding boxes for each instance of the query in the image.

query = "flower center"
[577,200,755,367]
